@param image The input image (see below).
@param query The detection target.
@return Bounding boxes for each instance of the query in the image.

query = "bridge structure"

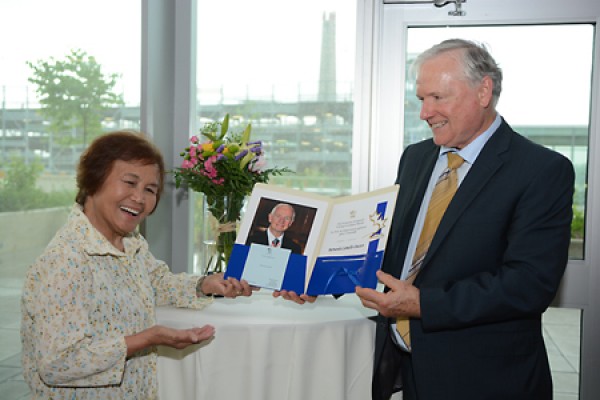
[0,98,355,196]
[0,97,587,170]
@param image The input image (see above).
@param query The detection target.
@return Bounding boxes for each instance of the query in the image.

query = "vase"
[202,193,246,274]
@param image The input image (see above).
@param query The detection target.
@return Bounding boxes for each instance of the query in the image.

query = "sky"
[0,0,140,107]
[406,25,594,126]
[195,0,356,102]
[0,1,594,126]
[0,0,355,107]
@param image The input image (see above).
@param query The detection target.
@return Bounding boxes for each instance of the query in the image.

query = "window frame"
[370,1,600,398]
[141,0,197,273]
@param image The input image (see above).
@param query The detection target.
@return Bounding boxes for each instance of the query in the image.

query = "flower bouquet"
[173,114,291,273]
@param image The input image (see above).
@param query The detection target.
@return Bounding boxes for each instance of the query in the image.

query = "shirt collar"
[267,229,283,243]
[439,113,502,164]
[71,203,143,257]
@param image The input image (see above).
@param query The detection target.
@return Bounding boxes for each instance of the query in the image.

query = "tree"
[27,49,124,147]
[0,157,73,211]
[0,156,44,211]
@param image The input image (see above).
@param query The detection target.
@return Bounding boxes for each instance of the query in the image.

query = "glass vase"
[203,193,246,274]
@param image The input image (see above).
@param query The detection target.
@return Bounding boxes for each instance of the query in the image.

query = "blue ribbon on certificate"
[305,251,384,295]
[322,259,365,288]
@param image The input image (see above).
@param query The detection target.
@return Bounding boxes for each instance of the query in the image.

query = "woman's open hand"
[125,324,215,356]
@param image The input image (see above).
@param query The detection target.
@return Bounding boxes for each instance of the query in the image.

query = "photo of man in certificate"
[245,202,306,254]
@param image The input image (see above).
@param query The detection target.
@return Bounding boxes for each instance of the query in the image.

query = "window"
[404,24,593,259]
[0,1,140,397]
[373,2,600,394]
[192,0,357,273]
[395,22,593,399]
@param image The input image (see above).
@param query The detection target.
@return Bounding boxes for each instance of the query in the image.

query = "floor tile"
[0,379,30,400]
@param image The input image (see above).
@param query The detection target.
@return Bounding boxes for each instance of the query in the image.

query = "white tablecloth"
[156,291,376,400]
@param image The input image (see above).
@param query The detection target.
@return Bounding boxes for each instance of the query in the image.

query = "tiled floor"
[543,307,581,400]
[390,307,581,400]
[0,274,581,400]
[0,278,29,400]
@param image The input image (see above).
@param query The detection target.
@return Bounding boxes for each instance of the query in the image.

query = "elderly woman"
[21,130,253,399]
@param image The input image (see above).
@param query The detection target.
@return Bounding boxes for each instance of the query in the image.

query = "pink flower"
[190,135,199,144]
[249,155,267,172]
[203,156,219,179]
[181,159,195,169]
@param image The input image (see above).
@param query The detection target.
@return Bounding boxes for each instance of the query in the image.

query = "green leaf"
[241,123,252,143]
[239,151,255,170]
[220,113,230,140]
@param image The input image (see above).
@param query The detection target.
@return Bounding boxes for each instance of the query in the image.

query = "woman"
[21,130,253,399]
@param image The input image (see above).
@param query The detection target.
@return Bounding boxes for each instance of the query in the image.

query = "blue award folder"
[225,183,398,295]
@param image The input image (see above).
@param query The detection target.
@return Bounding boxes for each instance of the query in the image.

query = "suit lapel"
[383,142,438,278]
[403,143,439,222]
[420,121,512,271]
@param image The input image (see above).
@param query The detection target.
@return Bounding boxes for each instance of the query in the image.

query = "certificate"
[241,244,291,290]
[225,183,399,295]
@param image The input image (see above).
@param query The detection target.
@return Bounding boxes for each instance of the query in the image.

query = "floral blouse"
[21,204,211,399]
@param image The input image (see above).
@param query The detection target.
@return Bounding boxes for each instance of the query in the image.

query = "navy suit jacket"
[373,119,574,400]
[245,230,302,254]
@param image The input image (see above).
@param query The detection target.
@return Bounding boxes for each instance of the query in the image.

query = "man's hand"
[272,290,317,304]
[201,273,259,298]
[355,270,421,318]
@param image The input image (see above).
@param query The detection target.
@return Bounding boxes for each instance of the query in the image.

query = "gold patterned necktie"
[396,152,465,348]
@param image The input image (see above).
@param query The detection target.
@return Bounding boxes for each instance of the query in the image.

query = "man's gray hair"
[411,38,503,108]
[270,203,296,221]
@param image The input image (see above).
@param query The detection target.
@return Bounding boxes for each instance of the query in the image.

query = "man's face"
[268,205,294,236]
[416,51,494,149]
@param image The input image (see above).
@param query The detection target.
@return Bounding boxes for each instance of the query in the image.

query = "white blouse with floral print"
[21,204,211,399]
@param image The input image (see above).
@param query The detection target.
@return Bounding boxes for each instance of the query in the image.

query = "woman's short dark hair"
[76,131,165,209]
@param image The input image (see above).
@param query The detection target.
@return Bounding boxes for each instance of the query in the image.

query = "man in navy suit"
[246,203,302,254]
[356,39,574,400]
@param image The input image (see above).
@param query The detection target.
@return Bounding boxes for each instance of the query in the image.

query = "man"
[355,39,574,400]
[246,203,302,254]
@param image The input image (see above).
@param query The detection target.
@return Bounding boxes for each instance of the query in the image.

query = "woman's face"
[83,160,160,249]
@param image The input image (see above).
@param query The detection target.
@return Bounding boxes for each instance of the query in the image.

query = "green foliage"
[0,157,75,212]
[2,157,42,192]
[27,49,124,146]
[572,205,584,239]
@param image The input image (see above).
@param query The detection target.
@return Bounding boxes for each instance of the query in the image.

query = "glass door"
[372,1,600,399]
[405,24,590,399]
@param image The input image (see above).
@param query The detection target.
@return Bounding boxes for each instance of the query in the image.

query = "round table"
[156,291,376,400]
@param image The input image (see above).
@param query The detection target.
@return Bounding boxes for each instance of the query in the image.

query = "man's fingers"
[376,270,403,290]
[356,286,382,303]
